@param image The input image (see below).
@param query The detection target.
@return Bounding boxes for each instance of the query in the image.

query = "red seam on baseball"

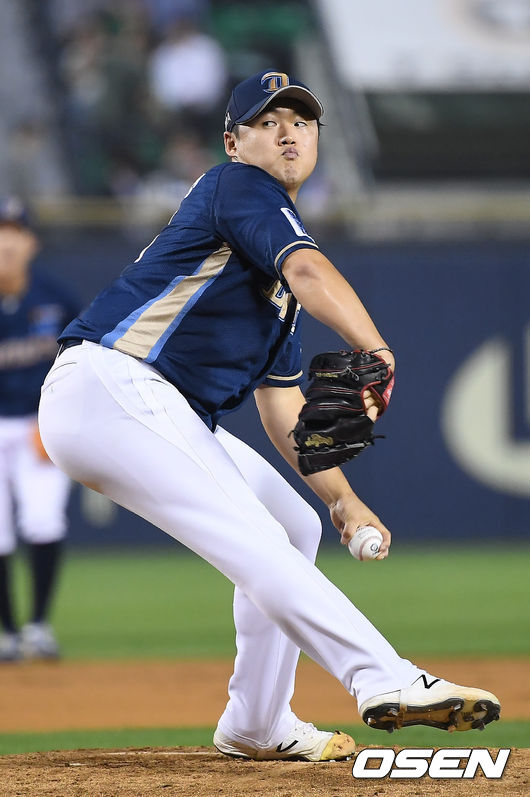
[359,539,368,561]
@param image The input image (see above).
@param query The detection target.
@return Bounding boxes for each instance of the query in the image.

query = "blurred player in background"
[0,198,80,661]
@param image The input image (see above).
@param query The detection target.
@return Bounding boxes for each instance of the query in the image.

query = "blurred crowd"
[31,0,313,206]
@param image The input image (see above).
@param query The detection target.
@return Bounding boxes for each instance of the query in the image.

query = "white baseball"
[348,526,383,561]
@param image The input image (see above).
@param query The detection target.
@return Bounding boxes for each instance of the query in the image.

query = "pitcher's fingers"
[376,524,392,559]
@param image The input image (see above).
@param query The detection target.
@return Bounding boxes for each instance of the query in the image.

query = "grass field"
[11,544,530,659]
[1,722,526,757]
[2,543,529,755]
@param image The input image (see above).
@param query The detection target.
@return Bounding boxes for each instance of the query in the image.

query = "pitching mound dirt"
[0,657,527,732]
[0,746,527,796]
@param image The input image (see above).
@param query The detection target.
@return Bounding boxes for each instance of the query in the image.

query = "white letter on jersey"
[280,207,314,240]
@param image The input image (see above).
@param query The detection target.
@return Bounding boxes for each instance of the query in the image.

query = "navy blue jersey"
[0,267,81,416]
[62,163,319,429]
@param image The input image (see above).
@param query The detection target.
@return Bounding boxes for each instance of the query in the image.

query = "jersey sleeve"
[262,320,304,388]
[213,164,319,282]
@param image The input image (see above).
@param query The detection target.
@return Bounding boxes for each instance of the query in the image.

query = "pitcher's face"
[224,101,319,201]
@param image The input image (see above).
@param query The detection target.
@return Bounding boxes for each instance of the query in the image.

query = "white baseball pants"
[38,341,420,747]
[0,415,70,556]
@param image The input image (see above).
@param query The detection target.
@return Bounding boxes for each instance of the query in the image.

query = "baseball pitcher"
[38,71,500,759]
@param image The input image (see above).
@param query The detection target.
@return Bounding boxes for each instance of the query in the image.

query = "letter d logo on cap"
[261,72,289,92]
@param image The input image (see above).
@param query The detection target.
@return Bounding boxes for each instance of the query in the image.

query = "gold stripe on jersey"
[261,278,292,320]
[274,240,319,276]
[113,244,232,359]
[266,370,303,382]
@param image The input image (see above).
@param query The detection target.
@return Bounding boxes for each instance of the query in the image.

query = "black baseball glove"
[291,349,394,476]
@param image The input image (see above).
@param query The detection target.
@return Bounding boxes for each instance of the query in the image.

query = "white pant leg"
[39,343,421,725]
[0,422,16,555]
[10,416,70,545]
[214,426,322,745]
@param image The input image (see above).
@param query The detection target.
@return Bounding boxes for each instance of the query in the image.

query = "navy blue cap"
[225,70,323,132]
[0,196,32,228]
